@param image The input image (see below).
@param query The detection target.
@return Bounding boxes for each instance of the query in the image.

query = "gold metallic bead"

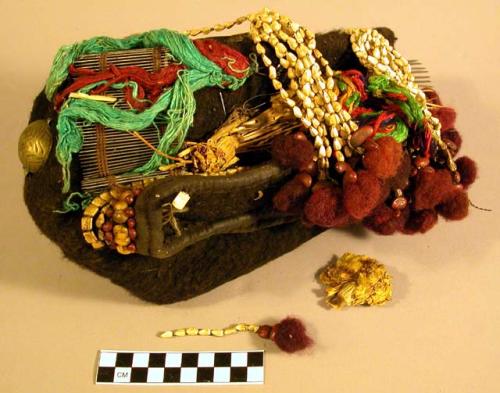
[83,231,98,245]
[83,204,99,217]
[92,240,105,250]
[81,216,94,232]
[18,119,52,173]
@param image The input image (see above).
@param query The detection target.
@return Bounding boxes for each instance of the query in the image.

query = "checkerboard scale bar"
[96,350,264,385]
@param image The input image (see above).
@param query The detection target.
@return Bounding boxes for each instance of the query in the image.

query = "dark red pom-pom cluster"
[270,89,477,236]
[257,317,313,353]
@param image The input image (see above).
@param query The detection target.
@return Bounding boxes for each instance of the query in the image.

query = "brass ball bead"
[18,119,53,173]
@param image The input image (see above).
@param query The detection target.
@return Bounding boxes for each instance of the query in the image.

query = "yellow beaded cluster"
[82,187,139,255]
[159,323,259,338]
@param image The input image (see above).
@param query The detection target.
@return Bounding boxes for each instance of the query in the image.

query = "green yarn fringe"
[49,29,252,193]
[374,117,408,143]
[53,192,92,214]
[367,75,423,126]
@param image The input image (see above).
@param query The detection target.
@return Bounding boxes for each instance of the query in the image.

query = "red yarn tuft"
[441,129,462,156]
[271,133,315,171]
[362,137,403,180]
[402,209,438,234]
[194,39,250,79]
[303,184,350,228]
[431,106,456,131]
[343,170,384,220]
[363,204,408,235]
[455,156,477,188]
[437,191,469,220]
[413,169,456,211]
[271,317,313,353]
[273,175,310,213]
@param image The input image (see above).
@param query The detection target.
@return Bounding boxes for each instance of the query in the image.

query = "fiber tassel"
[158,317,313,354]
[319,253,392,308]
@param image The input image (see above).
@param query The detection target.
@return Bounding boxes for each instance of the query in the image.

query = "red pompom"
[413,169,456,211]
[431,106,456,131]
[362,137,403,180]
[455,156,477,188]
[441,129,462,156]
[271,132,315,171]
[363,204,408,235]
[388,152,411,190]
[437,191,469,220]
[271,317,313,353]
[303,184,350,228]
[402,209,438,234]
[343,170,384,220]
[273,174,311,213]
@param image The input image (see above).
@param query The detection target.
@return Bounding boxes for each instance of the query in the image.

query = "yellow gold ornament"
[18,119,52,173]
[319,252,392,308]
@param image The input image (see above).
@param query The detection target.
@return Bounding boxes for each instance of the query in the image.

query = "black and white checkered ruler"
[96,350,264,385]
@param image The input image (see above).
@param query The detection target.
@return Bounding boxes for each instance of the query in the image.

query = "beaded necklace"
[186,8,456,177]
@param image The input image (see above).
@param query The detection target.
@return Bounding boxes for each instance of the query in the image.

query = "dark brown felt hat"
[23,28,396,304]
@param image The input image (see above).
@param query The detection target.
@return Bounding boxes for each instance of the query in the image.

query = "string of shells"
[159,323,259,338]
[348,28,456,172]
[247,9,359,174]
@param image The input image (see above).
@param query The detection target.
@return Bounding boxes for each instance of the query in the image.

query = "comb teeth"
[409,59,432,87]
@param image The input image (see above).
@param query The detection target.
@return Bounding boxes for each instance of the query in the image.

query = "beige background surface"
[1,0,499,392]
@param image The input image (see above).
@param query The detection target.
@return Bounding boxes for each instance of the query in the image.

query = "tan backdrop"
[1,0,499,392]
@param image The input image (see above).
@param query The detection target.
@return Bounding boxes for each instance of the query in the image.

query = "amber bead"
[257,325,272,339]
[295,172,313,188]
[124,195,135,205]
[335,161,348,173]
[349,125,374,147]
[344,169,358,183]
[392,197,408,210]
[114,200,128,211]
[113,210,128,224]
